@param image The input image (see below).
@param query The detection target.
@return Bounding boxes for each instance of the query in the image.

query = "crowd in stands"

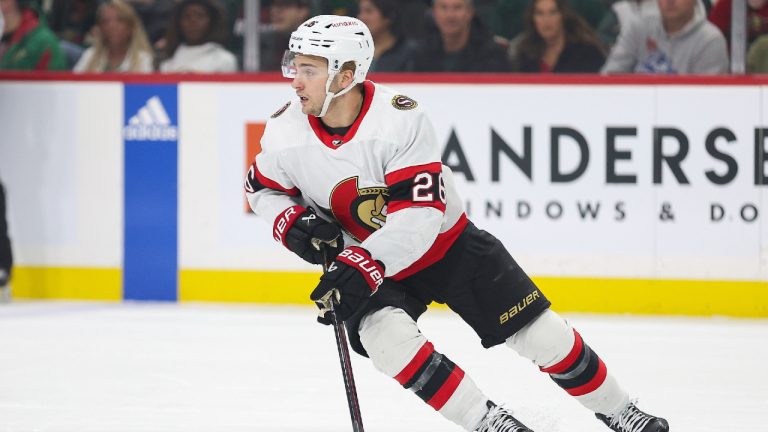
[0,0,767,73]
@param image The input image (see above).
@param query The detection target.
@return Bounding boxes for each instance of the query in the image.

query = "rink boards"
[0,75,766,316]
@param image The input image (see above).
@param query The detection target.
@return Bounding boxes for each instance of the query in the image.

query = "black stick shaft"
[323,249,365,432]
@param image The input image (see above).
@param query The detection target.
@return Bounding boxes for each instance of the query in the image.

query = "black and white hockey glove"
[310,246,385,324]
[273,205,343,265]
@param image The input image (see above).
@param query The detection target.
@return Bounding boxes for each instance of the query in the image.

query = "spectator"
[410,0,509,72]
[125,0,174,46]
[159,0,237,73]
[0,0,67,70]
[601,0,728,74]
[47,0,97,47]
[494,0,608,41]
[259,0,310,71]
[747,33,768,72]
[74,0,153,72]
[46,0,97,67]
[0,180,12,303]
[597,0,659,47]
[320,0,357,15]
[511,0,606,72]
[598,0,712,48]
[708,0,768,46]
[357,0,417,71]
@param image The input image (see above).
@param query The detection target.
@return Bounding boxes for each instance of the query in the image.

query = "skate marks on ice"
[0,302,766,432]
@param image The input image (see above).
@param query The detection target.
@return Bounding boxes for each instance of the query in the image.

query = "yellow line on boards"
[179,269,321,305]
[9,267,767,318]
[12,267,122,301]
[179,270,768,318]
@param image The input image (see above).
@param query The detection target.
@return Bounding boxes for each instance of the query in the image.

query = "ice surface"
[1,301,766,432]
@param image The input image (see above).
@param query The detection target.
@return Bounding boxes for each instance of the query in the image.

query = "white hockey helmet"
[282,15,375,117]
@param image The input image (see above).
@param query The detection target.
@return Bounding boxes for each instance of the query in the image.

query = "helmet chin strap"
[315,71,358,118]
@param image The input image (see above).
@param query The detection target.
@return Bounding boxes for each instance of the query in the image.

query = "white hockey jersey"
[245,81,466,280]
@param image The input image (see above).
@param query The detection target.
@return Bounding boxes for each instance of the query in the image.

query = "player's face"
[290,55,329,116]
[533,0,563,42]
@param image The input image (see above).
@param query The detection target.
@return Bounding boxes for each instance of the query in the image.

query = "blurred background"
[0,0,767,316]
[1,1,767,431]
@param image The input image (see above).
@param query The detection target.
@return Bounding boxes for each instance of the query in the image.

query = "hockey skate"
[596,401,669,432]
[475,401,534,432]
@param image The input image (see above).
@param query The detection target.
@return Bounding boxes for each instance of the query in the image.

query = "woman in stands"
[73,0,153,72]
[159,0,236,73]
[510,0,605,73]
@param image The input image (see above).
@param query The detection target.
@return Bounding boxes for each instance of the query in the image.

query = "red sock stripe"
[540,329,583,374]
[565,357,608,396]
[427,366,465,410]
[394,342,435,385]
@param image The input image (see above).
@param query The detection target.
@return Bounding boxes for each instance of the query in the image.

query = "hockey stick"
[320,246,365,432]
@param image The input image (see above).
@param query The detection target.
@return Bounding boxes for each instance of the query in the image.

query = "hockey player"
[0,180,12,303]
[244,15,669,432]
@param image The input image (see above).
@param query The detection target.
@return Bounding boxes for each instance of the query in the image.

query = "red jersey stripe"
[384,162,442,186]
[254,162,300,196]
[388,199,446,214]
[392,214,468,281]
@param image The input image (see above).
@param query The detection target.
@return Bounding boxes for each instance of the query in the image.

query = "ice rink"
[1,301,766,432]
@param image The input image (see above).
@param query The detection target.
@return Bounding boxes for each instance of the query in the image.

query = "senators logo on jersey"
[330,177,389,242]
[391,95,418,111]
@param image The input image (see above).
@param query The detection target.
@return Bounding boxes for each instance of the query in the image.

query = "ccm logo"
[274,206,300,243]
[339,248,384,291]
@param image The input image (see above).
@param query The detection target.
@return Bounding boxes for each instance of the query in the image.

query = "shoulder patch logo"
[391,95,418,111]
[271,101,291,118]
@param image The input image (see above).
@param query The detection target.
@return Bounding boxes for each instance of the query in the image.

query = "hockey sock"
[359,307,489,431]
[506,310,629,416]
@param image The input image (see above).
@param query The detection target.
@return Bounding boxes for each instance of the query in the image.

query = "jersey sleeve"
[383,111,446,215]
[244,123,303,229]
[361,109,447,276]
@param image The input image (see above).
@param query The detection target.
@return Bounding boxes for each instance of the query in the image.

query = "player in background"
[244,15,669,432]
[0,179,12,303]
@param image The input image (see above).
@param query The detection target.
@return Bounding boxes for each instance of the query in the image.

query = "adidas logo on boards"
[123,96,178,141]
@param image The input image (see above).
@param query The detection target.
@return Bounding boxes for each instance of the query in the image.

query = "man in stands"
[601,0,728,74]
[410,0,509,72]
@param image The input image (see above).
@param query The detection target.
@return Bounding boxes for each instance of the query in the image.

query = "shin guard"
[540,329,607,396]
[360,307,488,430]
[507,310,628,415]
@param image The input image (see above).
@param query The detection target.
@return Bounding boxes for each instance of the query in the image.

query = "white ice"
[1,301,766,432]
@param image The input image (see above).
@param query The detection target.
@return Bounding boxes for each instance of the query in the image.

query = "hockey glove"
[310,246,385,324]
[273,205,343,265]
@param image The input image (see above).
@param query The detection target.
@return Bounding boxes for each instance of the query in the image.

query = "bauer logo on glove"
[310,246,385,323]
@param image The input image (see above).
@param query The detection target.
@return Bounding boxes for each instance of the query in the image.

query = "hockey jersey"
[245,81,466,280]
